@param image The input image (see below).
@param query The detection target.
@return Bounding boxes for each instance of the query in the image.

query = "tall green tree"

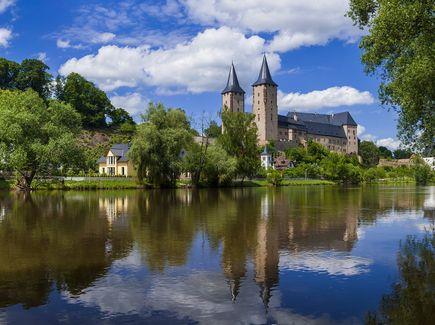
[56,73,113,129]
[204,120,222,138]
[128,102,194,187]
[393,148,413,159]
[15,59,52,100]
[0,90,83,190]
[0,58,20,89]
[348,0,435,154]
[378,146,393,159]
[220,111,260,181]
[359,141,380,167]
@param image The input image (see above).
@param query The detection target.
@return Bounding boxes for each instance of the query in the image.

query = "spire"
[222,63,245,94]
[252,55,277,87]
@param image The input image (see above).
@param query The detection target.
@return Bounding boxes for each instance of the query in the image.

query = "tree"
[378,146,393,159]
[393,148,412,159]
[220,111,260,181]
[56,73,114,129]
[359,141,380,167]
[204,120,221,138]
[348,0,434,155]
[128,102,194,187]
[412,156,433,185]
[0,90,83,190]
[15,59,52,100]
[0,58,20,89]
[108,108,135,128]
[267,169,284,186]
[184,142,237,186]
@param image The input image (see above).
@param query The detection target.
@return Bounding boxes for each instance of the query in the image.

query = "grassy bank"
[1,177,430,191]
[233,179,336,187]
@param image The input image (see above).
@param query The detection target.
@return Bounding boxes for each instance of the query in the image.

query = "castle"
[221,56,358,155]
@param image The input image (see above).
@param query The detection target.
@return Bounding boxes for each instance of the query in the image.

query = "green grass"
[230,179,336,187]
[30,179,144,190]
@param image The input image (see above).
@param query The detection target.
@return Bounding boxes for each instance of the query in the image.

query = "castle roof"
[289,112,357,127]
[222,63,245,94]
[278,112,356,139]
[252,55,277,87]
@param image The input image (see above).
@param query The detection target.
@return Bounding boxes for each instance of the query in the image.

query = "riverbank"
[0,176,427,191]
[0,178,337,191]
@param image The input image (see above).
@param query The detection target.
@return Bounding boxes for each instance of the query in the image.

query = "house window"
[121,167,125,176]
[102,168,105,174]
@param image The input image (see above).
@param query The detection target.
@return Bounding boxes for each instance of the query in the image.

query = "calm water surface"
[0,186,433,324]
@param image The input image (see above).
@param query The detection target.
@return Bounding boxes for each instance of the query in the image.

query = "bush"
[267,169,283,186]
[414,163,432,185]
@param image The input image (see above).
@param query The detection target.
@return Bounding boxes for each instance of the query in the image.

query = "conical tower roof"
[222,63,245,94]
[252,55,277,87]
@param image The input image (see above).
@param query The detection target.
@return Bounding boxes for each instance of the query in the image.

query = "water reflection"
[0,186,432,324]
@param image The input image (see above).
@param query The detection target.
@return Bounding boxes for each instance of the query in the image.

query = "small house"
[97,143,135,176]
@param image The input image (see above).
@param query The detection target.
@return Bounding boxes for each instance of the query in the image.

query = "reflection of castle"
[222,189,360,307]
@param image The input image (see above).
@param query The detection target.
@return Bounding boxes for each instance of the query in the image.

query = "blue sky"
[0,0,401,149]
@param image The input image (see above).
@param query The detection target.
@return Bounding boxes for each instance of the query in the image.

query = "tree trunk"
[15,171,36,192]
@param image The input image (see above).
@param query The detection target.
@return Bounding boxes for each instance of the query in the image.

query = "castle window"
[271,114,273,121]
[258,101,260,104]
[258,114,260,121]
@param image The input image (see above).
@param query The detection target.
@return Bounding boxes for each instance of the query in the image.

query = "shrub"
[267,170,283,186]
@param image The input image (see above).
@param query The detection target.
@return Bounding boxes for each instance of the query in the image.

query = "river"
[0,185,433,324]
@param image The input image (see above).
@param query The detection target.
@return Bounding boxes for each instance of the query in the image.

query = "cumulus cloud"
[0,28,12,47]
[375,138,402,151]
[37,52,48,62]
[59,27,280,93]
[0,0,14,13]
[357,124,366,137]
[278,86,374,111]
[181,0,364,52]
[358,127,402,150]
[110,92,149,117]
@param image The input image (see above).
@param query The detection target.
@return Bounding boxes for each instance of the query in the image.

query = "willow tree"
[348,0,434,154]
[128,102,194,187]
[0,90,82,190]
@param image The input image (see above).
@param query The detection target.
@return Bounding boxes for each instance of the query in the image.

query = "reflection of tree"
[130,191,198,272]
[366,231,434,325]
[0,192,133,308]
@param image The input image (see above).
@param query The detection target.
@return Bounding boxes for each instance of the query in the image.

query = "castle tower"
[221,63,245,114]
[252,55,278,145]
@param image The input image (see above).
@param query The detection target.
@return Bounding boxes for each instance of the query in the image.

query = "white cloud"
[376,138,402,151]
[181,0,364,52]
[37,52,48,62]
[57,39,71,48]
[59,27,280,93]
[357,124,366,137]
[0,28,12,47]
[278,86,374,111]
[0,0,14,13]
[358,128,402,150]
[110,92,149,116]
[91,32,116,44]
